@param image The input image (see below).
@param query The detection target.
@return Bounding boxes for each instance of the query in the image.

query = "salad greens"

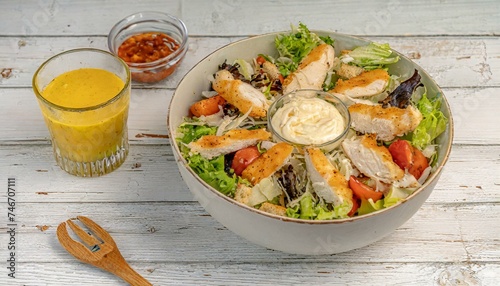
[177,122,216,145]
[177,123,238,195]
[286,193,351,220]
[187,154,237,196]
[407,92,448,150]
[341,42,400,70]
[176,23,449,220]
[274,23,334,77]
[357,186,413,216]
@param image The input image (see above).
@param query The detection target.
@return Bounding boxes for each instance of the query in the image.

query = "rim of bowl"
[267,89,351,149]
[168,30,454,225]
[107,11,189,69]
[32,48,131,112]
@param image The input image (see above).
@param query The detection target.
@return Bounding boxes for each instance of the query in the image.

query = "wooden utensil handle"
[97,250,153,286]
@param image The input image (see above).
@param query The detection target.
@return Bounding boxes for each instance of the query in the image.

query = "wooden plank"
[1,36,499,88]
[9,262,500,285]
[2,202,499,264]
[0,86,498,145]
[1,144,498,204]
[0,36,235,88]
[0,1,498,285]
[1,0,498,36]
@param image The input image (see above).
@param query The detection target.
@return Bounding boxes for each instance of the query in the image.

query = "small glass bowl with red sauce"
[108,11,188,83]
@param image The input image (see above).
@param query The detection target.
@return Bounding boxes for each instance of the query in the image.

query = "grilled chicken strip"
[212,70,269,118]
[332,69,389,97]
[282,44,335,94]
[188,128,270,159]
[342,134,404,184]
[304,148,353,207]
[348,103,423,141]
[241,142,294,185]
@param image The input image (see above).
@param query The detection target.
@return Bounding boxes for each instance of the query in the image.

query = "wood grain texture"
[0,144,498,203]
[1,36,499,88]
[2,202,499,263]
[9,262,500,286]
[56,216,153,285]
[1,86,498,145]
[1,0,499,285]
[0,0,498,36]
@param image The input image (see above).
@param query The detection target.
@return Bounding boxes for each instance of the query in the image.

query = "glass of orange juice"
[33,48,131,177]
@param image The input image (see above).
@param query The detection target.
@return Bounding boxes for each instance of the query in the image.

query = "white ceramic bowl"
[167,31,454,255]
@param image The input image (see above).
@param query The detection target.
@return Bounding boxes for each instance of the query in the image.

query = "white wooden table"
[1,1,499,285]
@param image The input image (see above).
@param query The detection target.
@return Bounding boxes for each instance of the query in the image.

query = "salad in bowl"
[173,23,449,221]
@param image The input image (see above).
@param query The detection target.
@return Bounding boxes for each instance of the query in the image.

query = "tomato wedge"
[388,139,429,180]
[231,146,261,176]
[348,196,360,217]
[388,139,413,170]
[256,55,266,66]
[409,147,429,179]
[189,95,226,117]
[348,176,383,202]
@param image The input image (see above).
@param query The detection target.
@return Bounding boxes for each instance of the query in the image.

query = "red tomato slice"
[189,95,226,117]
[348,196,360,217]
[348,176,383,202]
[278,74,284,84]
[388,139,429,180]
[388,139,413,170]
[256,56,266,66]
[231,146,261,176]
[409,147,429,179]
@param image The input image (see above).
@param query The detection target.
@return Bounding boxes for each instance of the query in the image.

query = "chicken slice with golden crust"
[332,69,389,97]
[187,128,271,159]
[242,142,294,185]
[348,103,423,141]
[282,44,335,94]
[304,148,353,207]
[342,134,404,184]
[212,70,269,118]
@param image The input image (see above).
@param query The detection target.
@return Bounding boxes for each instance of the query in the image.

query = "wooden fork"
[57,216,152,286]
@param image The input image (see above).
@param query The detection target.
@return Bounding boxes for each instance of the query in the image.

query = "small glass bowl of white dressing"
[267,89,351,151]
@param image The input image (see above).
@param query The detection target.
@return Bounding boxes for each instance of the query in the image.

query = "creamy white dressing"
[271,96,345,145]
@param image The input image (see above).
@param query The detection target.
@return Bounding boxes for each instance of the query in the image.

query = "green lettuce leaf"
[177,122,217,145]
[407,92,448,150]
[285,193,351,220]
[274,23,333,77]
[357,198,384,216]
[176,123,236,195]
[344,42,400,70]
[187,154,237,196]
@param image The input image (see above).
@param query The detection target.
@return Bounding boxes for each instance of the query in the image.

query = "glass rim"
[32,48,131,112]
[107,11,189,69]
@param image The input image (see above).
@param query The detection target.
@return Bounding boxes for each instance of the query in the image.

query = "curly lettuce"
[177,121,216,145]
[176,123,237,195]
[187,154,237,196]
[406,92,448,150]
[274,23,334,77]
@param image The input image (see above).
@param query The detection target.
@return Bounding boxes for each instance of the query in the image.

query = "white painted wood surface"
[0,0,499,285]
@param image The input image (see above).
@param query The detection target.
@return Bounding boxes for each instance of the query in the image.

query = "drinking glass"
[33,48,131,177]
